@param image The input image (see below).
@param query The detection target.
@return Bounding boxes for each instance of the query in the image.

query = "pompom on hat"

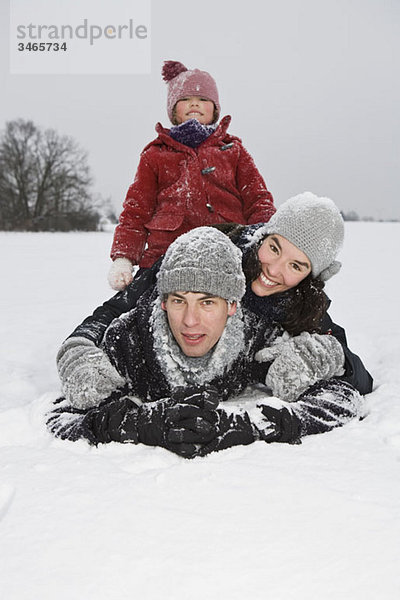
[157,227,246,302]
[162,60,220,124]
[256,192,345,281]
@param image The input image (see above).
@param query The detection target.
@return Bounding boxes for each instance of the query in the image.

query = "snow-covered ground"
[1,223,399,600]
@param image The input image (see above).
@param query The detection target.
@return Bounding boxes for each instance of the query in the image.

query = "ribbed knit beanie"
[258,192,344,281]
[162,60,220,124]
[157,227,246,302]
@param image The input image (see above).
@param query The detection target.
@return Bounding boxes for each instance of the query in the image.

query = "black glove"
[194,403,302,457]
[83,395,140,444]
[196,408,257,456]
[48,386,221,455]
[137,386,220,458]
[257,404,302,443]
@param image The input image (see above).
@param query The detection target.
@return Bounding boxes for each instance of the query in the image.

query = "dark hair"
[214,223,329,335]
[280,275,328,335]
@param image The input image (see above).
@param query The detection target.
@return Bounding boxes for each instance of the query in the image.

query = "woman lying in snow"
[48,193,373,458]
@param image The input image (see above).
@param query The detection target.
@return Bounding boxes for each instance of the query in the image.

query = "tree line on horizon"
[340,210,398,223]
[0,119,116,231]
[0,119,396,231]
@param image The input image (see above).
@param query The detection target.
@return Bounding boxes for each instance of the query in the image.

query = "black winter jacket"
[70,261,373,397]
[51,225,372,447]
[50,284,367,446]
[101,286,272,403]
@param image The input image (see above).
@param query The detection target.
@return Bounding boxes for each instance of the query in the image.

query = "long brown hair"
[214,223,329,335]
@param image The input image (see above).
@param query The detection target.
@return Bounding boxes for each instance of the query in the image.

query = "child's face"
[174,96,215,125]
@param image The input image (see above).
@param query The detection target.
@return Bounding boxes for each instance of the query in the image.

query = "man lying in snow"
[48,213,370,458]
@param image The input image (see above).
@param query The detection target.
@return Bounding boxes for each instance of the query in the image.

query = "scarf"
[150,302,245,389]
[169,119,216,148]
[242,284,290,325]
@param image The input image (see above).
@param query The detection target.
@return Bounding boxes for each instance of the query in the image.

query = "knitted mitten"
[108,257,134,291]
[256,332,345,401]
[57,337,126,409]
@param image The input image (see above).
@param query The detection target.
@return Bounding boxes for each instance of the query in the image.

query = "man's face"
[161,292,237,357]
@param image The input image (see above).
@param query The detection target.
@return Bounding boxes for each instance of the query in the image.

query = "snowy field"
[1,222,400,600]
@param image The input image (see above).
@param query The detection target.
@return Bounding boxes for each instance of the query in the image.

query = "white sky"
[1,0,399,220]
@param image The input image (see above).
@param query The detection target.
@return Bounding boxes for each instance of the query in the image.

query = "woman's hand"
[256,332,345,401]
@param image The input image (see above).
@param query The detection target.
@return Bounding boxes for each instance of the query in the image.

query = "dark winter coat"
[73,260,373,397]
[111,116,275,267]
[50,285,367,446]
[102,286,273,403]
[52,220,373,446]
[228,222,374,395]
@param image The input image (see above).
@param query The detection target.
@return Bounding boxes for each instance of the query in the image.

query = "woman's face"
[251,234,312,297]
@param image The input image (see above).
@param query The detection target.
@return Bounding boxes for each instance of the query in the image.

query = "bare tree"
[342,210,360,222]
[0,119,97,230]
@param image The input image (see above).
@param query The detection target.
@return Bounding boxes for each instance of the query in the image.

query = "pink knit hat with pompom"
[162,61,220,123]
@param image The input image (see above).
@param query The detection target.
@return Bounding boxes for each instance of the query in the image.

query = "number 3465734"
[18,42,67,51]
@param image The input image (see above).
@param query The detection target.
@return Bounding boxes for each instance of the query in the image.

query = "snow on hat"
[162,60,220,124]
[157,227,246,302]
[259,192,344,281]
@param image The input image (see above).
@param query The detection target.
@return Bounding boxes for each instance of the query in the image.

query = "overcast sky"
[1,0,399,220]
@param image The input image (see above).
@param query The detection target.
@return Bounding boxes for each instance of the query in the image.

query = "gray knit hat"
[157,227,246,302]
[258,192,344,281]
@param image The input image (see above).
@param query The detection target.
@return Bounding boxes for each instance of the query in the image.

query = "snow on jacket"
[52,280,368,447]
[76,233,373,397]
[111,116,275,267]
[102,287,274,403]
[231,223,374,396]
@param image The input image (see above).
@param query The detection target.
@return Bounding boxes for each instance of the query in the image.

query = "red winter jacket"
[111,116,275,268]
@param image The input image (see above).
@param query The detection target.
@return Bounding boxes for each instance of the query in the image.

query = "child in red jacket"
[108,60,275,290]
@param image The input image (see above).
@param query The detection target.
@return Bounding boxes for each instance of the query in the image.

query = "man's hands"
[146,387,302,458]
[192,401,301,456]
[68,384,301,458]
[256,404,302,443]
[137,386,220,458]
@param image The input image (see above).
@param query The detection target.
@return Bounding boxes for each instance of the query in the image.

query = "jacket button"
[220,143,234,151]
[206,203,214,212]
[201,166,216,175]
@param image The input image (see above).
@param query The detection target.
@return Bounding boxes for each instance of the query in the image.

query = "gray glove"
[255,332,345,402]
[57,337,126,409]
